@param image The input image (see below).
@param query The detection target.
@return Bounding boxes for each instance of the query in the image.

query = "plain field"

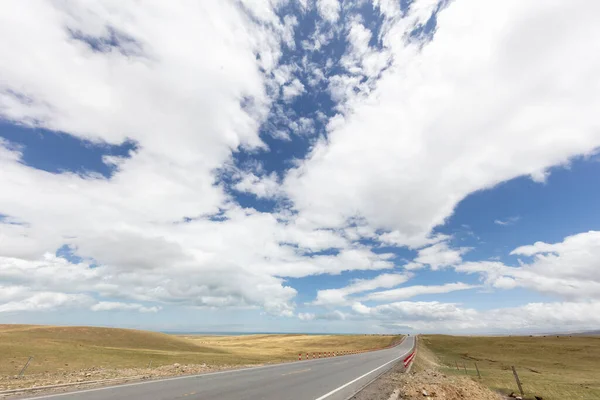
[421,334,600,400]
[0,324,401,377]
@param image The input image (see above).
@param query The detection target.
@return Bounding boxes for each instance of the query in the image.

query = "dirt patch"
[350,340,502,400]
[0,363,254,398]
[399,368,502,400]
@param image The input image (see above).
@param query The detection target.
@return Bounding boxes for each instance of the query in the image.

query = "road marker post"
[298,353,301,361]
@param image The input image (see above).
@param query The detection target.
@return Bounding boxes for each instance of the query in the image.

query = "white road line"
[20,362,300,400]
[313,354,404,400]
[22,340,412,400]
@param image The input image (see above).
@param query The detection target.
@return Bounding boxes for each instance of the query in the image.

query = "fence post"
[455,361,459,370]
[148,360,152,368]
[474,362,481,378]
[463,364,467,375]
[18,356,34,378]
[511,366,524,396]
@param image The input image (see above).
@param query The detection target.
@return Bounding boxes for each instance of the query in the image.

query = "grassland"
[182,333,401,364]
[421,334,600,400]
[0,325,401,378]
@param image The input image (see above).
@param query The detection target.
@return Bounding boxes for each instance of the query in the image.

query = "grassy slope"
[0,324,225,376]
[0,325,401,377]
[421,335,600,400]
[182,334,402,364]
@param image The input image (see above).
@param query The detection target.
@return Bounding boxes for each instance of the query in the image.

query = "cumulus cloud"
[456,231,600,300]
[233,172,282,199]
[298,312,315,321]
[91,302,161,313]
[351,300,600,332]
[0,287,92,313]
[364,282,476,302]
[313,273,411,306]
[285,0,600,245]
[282,78,306,102]
[413,242,469,270]
[1,0,599,332]
[0,0,304,317]
[316,0,341,23]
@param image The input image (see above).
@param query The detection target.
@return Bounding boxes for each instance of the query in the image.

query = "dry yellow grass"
[421,334,600,400]
[0,325,401,378]
[181,333,402,364]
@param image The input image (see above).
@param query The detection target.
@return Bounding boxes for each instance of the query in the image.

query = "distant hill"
[0,324,222,376]
[569,330,600,336]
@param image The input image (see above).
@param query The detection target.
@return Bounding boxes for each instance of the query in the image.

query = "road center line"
[313,354,404,400]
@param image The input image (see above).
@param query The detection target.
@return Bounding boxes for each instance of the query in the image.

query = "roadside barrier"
[403,350,416,368]
[295,335,408,361]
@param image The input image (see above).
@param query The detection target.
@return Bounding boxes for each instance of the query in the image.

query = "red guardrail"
[403,350,416,368]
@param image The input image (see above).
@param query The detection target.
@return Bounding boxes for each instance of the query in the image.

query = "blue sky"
[1,0,600,334]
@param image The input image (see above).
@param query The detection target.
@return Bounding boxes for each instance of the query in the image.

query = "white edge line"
[22,341,410,400]
[313,354,404,400]
[20,363,293,400]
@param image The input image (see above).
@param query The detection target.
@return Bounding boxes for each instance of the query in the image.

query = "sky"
[0,0,599,334]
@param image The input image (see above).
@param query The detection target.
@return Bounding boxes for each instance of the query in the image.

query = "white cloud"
[494,216,520,226]
[0,289,92,313]
[282,78,305,102]
[313,273,410,306]
[316,310,347,320]
[285,0,600,244]
[233,172,282,199]
[91,302,161,313]
[456,231,600,300]
[298,312,315,321]
[364,282,476,302]
[316,0,341,23]
[1,0,599,333]
[0,0,307,317]
[352,300,600,332]
[414,242,469,270]
[378,231,450,250]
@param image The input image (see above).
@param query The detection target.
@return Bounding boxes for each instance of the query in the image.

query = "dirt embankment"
[351,339,502,400]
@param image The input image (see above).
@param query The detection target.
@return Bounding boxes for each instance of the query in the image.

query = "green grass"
[421,335,600,400]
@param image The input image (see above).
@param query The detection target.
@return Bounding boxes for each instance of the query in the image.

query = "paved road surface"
[22,336,415,400]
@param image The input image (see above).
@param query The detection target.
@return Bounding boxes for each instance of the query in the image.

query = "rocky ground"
[350,342,503,400]
[0,363,255,397]
[397,368,503,400]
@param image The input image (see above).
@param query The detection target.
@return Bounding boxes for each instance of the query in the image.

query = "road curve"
[20,336,415,400]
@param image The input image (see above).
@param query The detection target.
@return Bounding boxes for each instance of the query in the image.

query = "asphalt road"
[22,336,415,400]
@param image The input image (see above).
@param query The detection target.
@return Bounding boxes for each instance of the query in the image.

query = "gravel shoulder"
[350,338,502,400]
